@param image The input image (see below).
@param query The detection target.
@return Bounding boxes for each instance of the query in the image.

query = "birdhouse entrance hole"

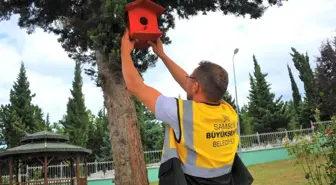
[140,17,148,25]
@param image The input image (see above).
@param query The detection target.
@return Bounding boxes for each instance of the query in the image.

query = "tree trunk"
[95,50,149,185]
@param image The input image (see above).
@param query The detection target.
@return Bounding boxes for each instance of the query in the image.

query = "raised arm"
[120,30,181,139]
[148,39,188,92]
[120,29,161,114]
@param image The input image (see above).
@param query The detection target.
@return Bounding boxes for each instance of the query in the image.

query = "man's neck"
[192,96,220,106]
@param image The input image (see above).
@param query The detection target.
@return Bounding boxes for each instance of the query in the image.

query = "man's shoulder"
[155,95,181,137]
[220,101,237,115]
[156,95,179,105]
[157,95,194,105]
[155,95,179,120]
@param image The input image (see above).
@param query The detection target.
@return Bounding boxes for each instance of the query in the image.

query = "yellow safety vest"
[161,124,179,163]
[175,99,239,178]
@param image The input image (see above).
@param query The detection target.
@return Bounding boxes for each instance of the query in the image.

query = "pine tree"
[32,105,47,131]
[0,104,25,148]
[9,62,37,133]
[290,48,316,114]
[223,91,248,134]
[287,65,302,129]
[285,100,299,130]
[101,130,113,161]
[87,109,109,161]
[287,65,301,110]
[44,113,52,131]
[286,65,311,128]
[0,62,45,147]
[247,73,258,119]
[51,118,65,134]
[0,106,5,143]
[8,109,24,148]
[240,105,253,135]
[247,55,289,133]
[315,38,336,120]
[62,61,89,147]
[0,105,17,148]
[297,101,312,128]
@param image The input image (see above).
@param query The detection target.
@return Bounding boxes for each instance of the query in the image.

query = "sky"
[0,0,335,123]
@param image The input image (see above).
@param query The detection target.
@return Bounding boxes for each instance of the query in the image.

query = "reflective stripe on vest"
[161,124,179,163]
[175,99,239,178]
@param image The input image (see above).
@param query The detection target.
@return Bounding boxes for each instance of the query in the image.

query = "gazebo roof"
[20,131,69,143]
[0,131,91,159]
[0,142,91,158]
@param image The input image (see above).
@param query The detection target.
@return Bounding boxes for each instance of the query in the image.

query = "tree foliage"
[0,0,284,80]
[287,65,301,110]
[10,62,42,133]
[0,62,45,147]
[85,99,165,160]
[239,105,253,135]
[289,48,317,127]
[286,65,312,129]
[247,55,289,133]
[51,116,66,134]
[315,38,336,120]
[223,91,236,110]
[290,48,316,113]
[44,113,52,131]
[0,104,23,148]
[33,105,50,131]
[62,61,89,147]
[87,109,110,161]
[135,99,164,151]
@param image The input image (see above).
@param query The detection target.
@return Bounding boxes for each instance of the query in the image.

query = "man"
[121,29,239,185]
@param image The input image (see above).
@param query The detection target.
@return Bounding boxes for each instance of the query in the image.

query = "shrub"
[284,113,336,184]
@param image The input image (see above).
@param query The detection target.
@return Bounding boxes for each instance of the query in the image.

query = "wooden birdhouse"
[125,0,165,49]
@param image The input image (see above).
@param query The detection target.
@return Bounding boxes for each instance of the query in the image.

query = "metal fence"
[0,150,163,181]
[311,120,334,133]
[312,120,334,125]
[0,127,325,180]
[240,128,314,151]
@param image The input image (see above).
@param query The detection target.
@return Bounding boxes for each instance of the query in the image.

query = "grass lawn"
[150,158,311,185]
[248,158,309,185]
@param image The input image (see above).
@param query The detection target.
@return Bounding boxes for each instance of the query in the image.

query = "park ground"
[150,158,309,185]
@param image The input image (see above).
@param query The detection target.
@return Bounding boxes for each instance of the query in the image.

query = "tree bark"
[96,50,149,185]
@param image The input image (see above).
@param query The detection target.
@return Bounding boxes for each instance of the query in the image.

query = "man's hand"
[121,28,137,55]
[148,37,188,92]
[148,38,165,58]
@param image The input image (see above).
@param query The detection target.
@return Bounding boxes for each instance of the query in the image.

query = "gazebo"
[0,131,92,185]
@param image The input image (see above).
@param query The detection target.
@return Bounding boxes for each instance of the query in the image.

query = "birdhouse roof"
[125,0,165,15]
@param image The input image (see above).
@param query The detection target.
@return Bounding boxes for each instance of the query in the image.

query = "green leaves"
[285,118,336,184]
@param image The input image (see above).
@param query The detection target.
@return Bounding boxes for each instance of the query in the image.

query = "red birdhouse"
[125,0,165,49]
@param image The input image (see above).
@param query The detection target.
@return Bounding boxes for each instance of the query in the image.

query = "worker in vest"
[120,29,249,185]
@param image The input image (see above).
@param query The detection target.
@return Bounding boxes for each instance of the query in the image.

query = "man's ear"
[193,81,200,93]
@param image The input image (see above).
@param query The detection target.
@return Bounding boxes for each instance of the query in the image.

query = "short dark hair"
[193,61,228,102]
